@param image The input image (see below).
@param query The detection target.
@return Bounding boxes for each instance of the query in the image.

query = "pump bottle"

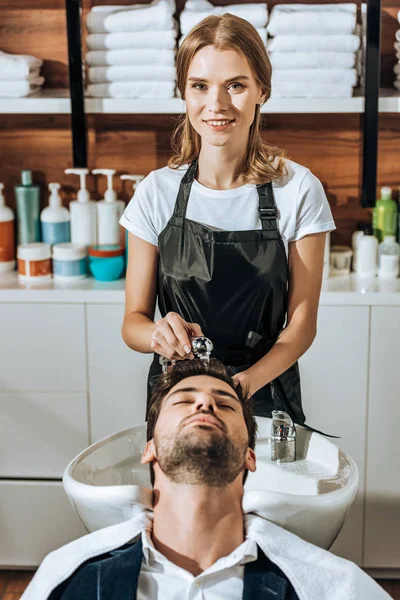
[0,183,15,273]
[120,174,144,262]
[40,183,70,245]
[92,169,125,246]
[65,168,97,247]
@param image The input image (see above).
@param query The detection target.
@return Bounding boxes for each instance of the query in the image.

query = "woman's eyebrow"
[188,75,250,83]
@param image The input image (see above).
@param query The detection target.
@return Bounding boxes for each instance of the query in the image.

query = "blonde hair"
[168,13,287,184]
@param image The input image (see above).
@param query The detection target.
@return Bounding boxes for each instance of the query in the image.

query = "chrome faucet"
[159,336,214,374]
[271,410,296,463]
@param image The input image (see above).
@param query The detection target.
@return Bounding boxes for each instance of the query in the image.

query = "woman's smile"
[203,118,235,132]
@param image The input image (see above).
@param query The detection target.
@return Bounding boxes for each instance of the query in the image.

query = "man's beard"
[154,422,247,487]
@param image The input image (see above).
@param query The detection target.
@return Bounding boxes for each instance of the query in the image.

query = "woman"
[120,13,335,421]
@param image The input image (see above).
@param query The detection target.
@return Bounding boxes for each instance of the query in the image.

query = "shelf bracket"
[65,0,88,168]
[361,0,382,207]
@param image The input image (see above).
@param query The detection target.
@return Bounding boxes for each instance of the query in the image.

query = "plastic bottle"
[356,224,378,278]
[65,168,97,247]
[373,186,398,243]
[40,183,70,246]
[378,235,400,280]
[14,169,41,244]
[120,174,144,263]
[0,183,15,273]
[351,223,366,272]
[92,169,125,245]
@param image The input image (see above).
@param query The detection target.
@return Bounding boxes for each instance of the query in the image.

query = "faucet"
[271,410,296,463]
[159,336,214,373]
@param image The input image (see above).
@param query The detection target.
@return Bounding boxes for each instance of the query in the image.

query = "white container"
[351,227,364,272]
[40,183,70,246]
[92,169,125,245]
[52,243,88,281]
[378,235,400,280]
[17,242,51,282]
[330,245,353,276]
[0,182,15,274]
[356,230,378,277]
[65,168,97,247]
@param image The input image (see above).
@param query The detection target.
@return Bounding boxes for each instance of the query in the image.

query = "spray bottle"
[0,183,15,274]
[14,169,41,244]
[65,168,97,247]
[120,174,144,264]
[92,169,125,246]
[40,183,70,245]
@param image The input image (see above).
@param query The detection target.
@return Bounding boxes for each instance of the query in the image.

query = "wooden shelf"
[2,88,400,115]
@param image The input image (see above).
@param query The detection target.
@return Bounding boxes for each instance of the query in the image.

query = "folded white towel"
[396,29,400,43]
[86,29,177,50]
[87,0,176,33]
[0,50,43,81]
[180,0,268,34]
[394,41,400,52]
[270,52,356,70]
[268,4,357,36]
[88,64,175,83]
[87,80,175,97]
[180,27,267,46]
[272,68,357,86]
[0,78,44,97]
[393,63,400,75]
[267,34,360,53]
[271,81,354,98]
[394,80,400,91]
[86,48,175,66]
[398,9,400,24]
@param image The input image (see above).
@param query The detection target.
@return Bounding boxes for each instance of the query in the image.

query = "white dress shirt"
[137,520,258,600]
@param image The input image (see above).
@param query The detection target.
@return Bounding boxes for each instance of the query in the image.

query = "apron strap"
[172,159,198,220]
[257,182,281,240]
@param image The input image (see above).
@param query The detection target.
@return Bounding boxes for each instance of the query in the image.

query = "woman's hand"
[151,312,204,360]
[232,371,254,398]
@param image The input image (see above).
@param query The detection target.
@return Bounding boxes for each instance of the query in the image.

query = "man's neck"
[151,483,245,576]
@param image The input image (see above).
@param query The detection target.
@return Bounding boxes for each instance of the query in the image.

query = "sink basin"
[63,417,359,549]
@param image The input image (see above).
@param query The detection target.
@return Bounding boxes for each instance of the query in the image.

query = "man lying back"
[23,359,390,599]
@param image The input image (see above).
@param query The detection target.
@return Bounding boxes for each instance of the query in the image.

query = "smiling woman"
[120,13,336,428]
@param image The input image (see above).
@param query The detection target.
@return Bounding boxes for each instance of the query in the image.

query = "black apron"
[147,158,305,425]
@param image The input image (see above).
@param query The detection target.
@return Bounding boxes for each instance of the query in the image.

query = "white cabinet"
[86,304,153,442]
[0,481,87,568]
[0,304,86,393]
[0,392,88,478]
[299,306,370,565]
[364,307,400,568]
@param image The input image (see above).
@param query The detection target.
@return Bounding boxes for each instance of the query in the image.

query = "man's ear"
[244,448,256,473]
[141,439,157,465]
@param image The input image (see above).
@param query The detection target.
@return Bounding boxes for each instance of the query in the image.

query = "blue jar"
[52,243,87,281]
[88,244,125,281]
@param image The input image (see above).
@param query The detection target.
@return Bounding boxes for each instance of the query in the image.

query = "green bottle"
[14,170,41,245]
[373,186,398,243]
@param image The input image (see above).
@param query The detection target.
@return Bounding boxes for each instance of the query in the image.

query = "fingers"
[188,322,204,337]
[151,313,194,359]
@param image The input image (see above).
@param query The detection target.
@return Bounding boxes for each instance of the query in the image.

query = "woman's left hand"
[232,371,254,398]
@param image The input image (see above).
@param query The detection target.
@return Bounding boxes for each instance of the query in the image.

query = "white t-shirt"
[120,159,336,252]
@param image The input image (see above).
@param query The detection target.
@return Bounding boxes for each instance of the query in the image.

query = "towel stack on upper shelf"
[85,0,177,98]
[179,0,268,46]
[267,3,360,98]
[0,50,45,98]
[393,10,400,91]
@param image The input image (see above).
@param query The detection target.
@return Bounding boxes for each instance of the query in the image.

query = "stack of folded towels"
[0,50,45,98]
[180,0,268,47]
[393,10,400,91]
[86,0,177,98]
[267,3,360,98]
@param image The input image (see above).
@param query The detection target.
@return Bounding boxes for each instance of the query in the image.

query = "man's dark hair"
[146,358,257,486]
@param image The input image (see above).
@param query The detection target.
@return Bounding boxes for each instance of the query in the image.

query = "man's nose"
[193,393,216,412]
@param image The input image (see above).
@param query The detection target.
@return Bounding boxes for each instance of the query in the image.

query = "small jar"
[52,243,87,281]
[88,244,125,281]
[330,245,353,276]
[17,242,51,283]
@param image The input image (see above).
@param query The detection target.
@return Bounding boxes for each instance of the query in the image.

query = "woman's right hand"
[151,312,204,360]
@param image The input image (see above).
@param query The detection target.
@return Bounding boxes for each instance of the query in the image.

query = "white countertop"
[1,272,400,305]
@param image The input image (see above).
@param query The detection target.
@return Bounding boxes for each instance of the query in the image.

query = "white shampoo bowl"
[63,417,359,549]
